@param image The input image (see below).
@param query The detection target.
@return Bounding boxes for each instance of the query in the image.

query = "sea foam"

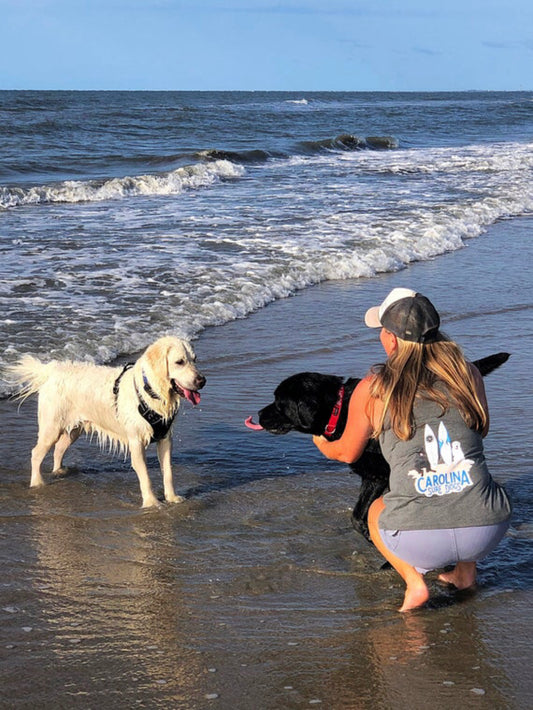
[0,160,244,208]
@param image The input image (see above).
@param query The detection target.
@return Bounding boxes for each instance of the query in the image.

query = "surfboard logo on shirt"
[407,422,474,497]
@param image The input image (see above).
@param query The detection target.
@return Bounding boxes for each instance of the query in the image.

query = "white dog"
[10,336,206,507]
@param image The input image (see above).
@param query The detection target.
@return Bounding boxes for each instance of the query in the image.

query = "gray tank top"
[378,395,511,531]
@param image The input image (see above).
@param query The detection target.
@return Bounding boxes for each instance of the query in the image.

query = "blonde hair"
[369,334,487,440]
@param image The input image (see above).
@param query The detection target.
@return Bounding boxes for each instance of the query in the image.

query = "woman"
[313,287,512,612]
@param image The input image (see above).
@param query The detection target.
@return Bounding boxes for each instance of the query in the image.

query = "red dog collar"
[324,385,345,438]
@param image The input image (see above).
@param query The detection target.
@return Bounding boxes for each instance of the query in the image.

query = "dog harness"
[324,385,345,438]
[134,382,176,442]
[113,363,176,442]
[113,363,134,401]
[142,371,161,401]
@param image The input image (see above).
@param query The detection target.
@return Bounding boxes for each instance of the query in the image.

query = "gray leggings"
[379,521,510,574]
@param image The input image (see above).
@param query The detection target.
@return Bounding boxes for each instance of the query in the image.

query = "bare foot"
[399,580,430,612]
[438,562,477,590]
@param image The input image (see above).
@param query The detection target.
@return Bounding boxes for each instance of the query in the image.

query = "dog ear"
[295,398,320,431]
[144,339,171,380]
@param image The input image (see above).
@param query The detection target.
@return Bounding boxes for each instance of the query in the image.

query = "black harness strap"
[113,363,175,443]
[134,382,176,443]
[142,371,161,401]
[113,363,134,408]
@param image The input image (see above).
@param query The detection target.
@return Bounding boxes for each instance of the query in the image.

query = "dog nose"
[196,374,206,389]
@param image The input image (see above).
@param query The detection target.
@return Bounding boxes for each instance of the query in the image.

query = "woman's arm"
[313,376,376,463]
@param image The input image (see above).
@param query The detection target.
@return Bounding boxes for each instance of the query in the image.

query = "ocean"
[1,91,532,709]
[1,91,532,389]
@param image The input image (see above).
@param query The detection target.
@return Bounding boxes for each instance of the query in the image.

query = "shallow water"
[2,91,533,384]
[1,217,532,708]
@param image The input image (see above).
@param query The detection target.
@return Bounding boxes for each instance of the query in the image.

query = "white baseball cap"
[365,287,441,343]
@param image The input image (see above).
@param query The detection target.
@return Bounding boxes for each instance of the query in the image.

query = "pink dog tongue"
[245,416,263,431]
[182,388,201,406]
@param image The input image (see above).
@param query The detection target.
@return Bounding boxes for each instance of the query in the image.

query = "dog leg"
[351,474,390,541]
[157,436,184,503]
[52,428,81,473]
[129,440,160,508]
[30,428,63,487]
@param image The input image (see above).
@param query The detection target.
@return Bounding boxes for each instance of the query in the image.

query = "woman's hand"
[313,434,327,452]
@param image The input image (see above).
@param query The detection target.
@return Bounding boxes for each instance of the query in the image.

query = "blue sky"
[1,0,532,91]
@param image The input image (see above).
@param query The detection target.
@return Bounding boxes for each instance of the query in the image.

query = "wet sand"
[1,217,532,709]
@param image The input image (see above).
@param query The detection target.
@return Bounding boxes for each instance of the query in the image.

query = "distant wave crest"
[197,148,273,164]
[196,133,399,167]
[0,159,244,208]
[299,134,399,154]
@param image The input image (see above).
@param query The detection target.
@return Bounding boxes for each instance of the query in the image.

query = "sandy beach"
[1,216,532,709]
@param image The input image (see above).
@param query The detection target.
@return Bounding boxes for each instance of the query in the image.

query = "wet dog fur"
[10,336,206,507]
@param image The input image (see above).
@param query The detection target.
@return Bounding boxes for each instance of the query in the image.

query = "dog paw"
[165,493,185,504]
[141,496,162,509]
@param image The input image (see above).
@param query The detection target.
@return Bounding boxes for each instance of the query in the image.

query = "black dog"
[246,352,509,541]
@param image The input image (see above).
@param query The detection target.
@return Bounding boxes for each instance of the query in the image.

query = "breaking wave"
[0,159,244,208]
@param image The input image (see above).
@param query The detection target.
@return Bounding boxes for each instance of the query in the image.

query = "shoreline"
[1,215,532,710]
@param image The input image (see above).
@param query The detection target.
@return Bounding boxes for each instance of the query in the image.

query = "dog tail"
[474,352,510,377]
[7,355,51,402]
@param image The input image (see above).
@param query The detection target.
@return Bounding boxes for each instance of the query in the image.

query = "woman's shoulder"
[355,371,378,395]
[353,372,384,428]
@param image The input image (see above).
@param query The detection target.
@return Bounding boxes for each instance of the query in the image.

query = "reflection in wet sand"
[1,393,530,709]
[18,490,209,708]
[349,611,512,710]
